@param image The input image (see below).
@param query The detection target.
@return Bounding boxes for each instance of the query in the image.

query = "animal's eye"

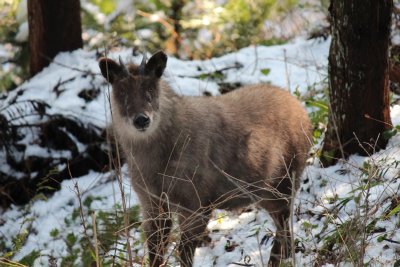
[145,91,152,102]
[148,88,153,93]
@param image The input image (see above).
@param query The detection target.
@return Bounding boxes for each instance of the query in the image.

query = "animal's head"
[99,51,167,136]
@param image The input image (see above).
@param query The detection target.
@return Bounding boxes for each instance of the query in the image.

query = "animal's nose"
[134,113,150,129]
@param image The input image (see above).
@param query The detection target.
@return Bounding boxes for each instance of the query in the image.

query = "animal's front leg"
[142,204,172,267]
[177,208,210,267]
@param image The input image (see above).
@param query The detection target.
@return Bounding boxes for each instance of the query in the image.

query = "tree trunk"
[165,0,186,57]
[28,0,83,76]
[322,0,393,165]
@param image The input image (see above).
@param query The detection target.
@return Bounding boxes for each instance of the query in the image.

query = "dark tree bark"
[322,0,393,165]
[28,0,83,76]
[166,0,186,57]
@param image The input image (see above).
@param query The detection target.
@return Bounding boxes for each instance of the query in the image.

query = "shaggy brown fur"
[99,51,312,267]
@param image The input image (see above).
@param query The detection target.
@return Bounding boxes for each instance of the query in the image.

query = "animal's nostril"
[134,113,150,129]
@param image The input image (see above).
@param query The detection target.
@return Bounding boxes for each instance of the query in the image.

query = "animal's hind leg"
[259,198,292,266]
[263,169,298,265]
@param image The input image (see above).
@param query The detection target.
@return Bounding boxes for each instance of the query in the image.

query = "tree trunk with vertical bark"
[28,0,83,76]
[165,0,186,57]
[322,0,393,165]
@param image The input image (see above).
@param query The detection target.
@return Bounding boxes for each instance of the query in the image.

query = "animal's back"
[167,84,311,209]
[221,84,311,186]
[190,84,311,176]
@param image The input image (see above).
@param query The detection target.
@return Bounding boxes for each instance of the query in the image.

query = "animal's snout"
[134,113,150,130]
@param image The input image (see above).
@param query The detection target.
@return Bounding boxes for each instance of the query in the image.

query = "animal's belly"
[216,194,253,210]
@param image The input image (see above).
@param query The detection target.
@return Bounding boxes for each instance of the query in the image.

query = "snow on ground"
[1,37,399,266]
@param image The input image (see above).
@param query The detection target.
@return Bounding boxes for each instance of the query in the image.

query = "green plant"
[0,0,29,92]
[0,0,20,44]
[1,215,34,259]
[383,125,400,140]
[303,154,400,266]
[305,98,329,140]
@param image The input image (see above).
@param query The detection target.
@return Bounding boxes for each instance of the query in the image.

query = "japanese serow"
[99,51,312,266]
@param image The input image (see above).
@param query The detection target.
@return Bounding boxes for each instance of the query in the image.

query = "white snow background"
[1,36,400,267]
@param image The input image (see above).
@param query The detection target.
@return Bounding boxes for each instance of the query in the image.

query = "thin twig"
[69,163,96,254]
[40,52,98,75]
[284,49,291,93]
[103,47,134,265]
[290,171,296,267]
[92,212,100,267]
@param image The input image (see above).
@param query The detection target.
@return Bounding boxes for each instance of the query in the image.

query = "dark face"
[99,51,167,136]
[112,75,160,131]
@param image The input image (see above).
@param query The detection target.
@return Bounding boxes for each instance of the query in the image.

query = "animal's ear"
[145,51,167,78]
[98,57,128,83]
